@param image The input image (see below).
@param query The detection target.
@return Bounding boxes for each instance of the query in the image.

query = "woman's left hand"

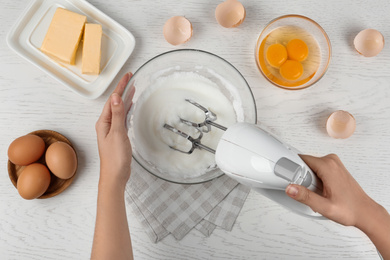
[95,72,135,188]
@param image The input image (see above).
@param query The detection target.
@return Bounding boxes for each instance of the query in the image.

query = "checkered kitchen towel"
[125,161,250,242]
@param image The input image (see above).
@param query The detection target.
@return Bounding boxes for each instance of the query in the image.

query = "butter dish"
[6,0,135,99]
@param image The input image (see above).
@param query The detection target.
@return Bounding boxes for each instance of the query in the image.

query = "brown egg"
[17,163,51,200]
[8,134,45,166]
[45,141,77,179]
[326,111,356,139]
[354,29,384,57]
[163,16,193,45]
[215,0,246,28]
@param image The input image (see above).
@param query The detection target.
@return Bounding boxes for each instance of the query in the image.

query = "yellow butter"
[41,8,87,65]
[82,24,102,75]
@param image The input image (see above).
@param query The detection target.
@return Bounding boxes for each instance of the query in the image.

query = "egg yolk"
[266,44,287,68]
[279,60,303,81]
[286,39,308,62]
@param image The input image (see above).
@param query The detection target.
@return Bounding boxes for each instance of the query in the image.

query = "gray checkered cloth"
[125,161,250,242]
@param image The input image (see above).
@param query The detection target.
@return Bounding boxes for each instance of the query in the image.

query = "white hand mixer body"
[216,122,324,218]
[164,100,325,218]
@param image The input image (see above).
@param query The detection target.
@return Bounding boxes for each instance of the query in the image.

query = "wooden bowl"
[8,130,77,199]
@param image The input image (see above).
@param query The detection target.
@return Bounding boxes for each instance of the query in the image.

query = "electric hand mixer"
[164,99,324,218]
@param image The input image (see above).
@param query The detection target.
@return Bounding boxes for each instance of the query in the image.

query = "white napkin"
[125,161,250,242]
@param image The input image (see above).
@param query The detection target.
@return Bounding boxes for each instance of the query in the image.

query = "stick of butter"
[82,24,102,75]
[41,8,87,65]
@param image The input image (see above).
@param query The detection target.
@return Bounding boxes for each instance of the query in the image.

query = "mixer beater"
[163,99,226,154]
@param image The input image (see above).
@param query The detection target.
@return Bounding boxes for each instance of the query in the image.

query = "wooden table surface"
[1,0,389,259]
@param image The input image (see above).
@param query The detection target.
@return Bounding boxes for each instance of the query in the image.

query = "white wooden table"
[1,0,389,259]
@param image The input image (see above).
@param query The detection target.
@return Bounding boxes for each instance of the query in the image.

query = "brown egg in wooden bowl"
[8,130,77,199]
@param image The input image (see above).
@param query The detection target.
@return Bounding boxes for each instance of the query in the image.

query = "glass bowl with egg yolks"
[256,15,331,90]
[122,49,257,184]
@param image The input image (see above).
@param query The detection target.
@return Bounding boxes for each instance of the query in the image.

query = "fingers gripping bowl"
[123,49,257,184]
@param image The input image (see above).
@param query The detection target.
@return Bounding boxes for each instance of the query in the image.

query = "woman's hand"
[286,154,390,259]
[95,72,135,188]
[92,73,135,260]
[286,154,375,226]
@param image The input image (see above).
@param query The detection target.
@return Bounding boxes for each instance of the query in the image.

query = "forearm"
[91,176,133,260]
[356,202,390,259]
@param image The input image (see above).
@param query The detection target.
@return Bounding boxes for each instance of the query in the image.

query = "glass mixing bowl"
[256,15,331,90]
[122,49,257,184]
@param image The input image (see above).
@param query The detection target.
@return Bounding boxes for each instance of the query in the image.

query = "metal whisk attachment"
[180,99,227,133]
[163,124,216,154]
[163,99,227,154]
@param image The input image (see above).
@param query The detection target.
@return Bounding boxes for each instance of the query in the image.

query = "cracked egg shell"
[163,16,193,45]
[354,29,384,57]
[326,110,356,139]
[215,0,246,28]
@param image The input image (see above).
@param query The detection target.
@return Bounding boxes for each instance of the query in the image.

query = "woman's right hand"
[285,154,390,259]
[286,154,375,227]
